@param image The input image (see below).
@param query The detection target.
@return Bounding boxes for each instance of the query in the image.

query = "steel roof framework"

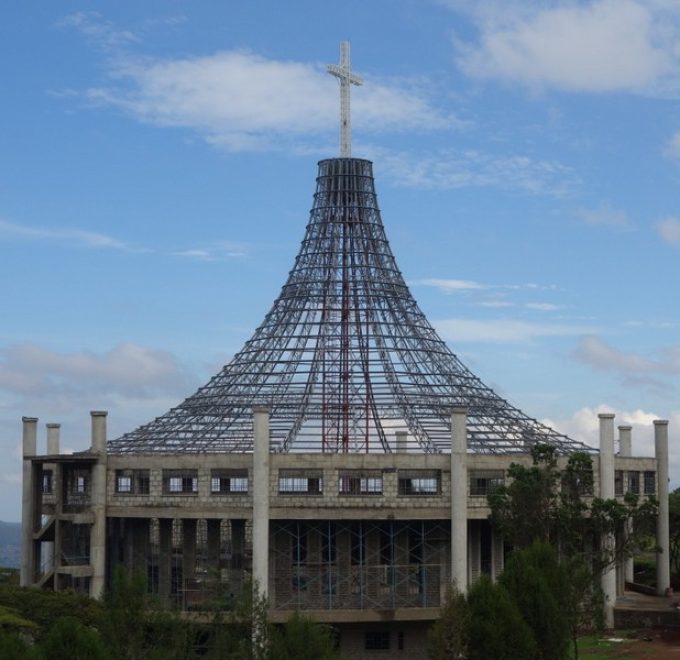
[109,157,592,455]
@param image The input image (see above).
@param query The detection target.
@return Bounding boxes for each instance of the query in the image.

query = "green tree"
[669,487,680,582]
[269,612,339,660]
[427,584,468,659]
[499,542,569,660]
[37,616,108,660]
[466,575,536,660]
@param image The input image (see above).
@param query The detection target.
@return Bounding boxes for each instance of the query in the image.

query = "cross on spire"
[327,41,363,158]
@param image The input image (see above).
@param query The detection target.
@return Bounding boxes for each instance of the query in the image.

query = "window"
[115,470,150,495]
[41,470,53,495]
[365,631,390,651]
[644,471,656,495]
[628,471,640,494]
[398,470,440,495]
[211,469,248,494]
[469,470,505,496]
[73,473,89,495]
[338,470,382,495]
[164,470,198,494]
[615,470,624,496]
[278,470,322,495]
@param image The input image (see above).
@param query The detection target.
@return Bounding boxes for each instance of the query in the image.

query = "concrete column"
[158,518,173,604]
[618,425,634,583]
[654,420,671,595]
[252,407,270,600]
[46,423,60,455]
[89,411,108,599]
[395,431,408,453]
[451,408,468,593]
[599,413,616,627]
[21,417,38,587]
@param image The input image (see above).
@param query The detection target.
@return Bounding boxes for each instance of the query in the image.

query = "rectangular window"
[278,469,323,495]
[41,470,53,495]
[211,469,249,494]
[615,470,624,496]
[628,471,640,494]
[365,631,390,651]
[115,470,150,495]
[469,470,505,496]
[164,470,198,494]
[75,474,88,494]
[644,471,656,495]
[116,475,132,493]
[338,470,383,495]
[398,470,440,495]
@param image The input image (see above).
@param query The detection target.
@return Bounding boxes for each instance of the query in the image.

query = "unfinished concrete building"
[21,44,670,658]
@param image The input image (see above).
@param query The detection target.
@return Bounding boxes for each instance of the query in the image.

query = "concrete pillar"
[46,423,60,455]
[599,413,616,627]
[654,420,671,595]
[395,431,408,452]
[618,425,634,584]
[158,518,173,604]
[252,407,270,599]
[21,417,38,587]
[89,411,108,599]
[451,408,468,593]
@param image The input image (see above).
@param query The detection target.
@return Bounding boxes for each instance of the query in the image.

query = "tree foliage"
[466,575,536,660]
[427,584,468,659]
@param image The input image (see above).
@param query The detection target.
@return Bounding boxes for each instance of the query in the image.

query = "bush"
[37,616,108,660]
[467,575,536,660]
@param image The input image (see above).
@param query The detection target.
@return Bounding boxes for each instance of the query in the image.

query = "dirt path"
[582,629,680,658]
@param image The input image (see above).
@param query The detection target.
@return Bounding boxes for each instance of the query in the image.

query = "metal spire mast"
[108,45,592,457]
[327,41,363,158]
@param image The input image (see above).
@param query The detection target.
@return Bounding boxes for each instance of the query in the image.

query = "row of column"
[20,412,108,600]
[598,414,669,627]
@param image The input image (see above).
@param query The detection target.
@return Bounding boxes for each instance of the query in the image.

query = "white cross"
[327,42,363,158]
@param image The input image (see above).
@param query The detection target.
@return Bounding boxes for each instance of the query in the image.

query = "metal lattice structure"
[110,157,592,455]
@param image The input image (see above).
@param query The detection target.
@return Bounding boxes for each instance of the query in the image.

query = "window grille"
[164,470,198,494]
[278,470,323,494]
[615,470,624,496]
[115,470,150,495]
[365,631,390,650]
[211,469,249,494]
[643,471,656,495]
[41,470,53,495]
[469,470,505,496]
[398,470,440,495]
[628,471,640,494]
[338,470,382,495]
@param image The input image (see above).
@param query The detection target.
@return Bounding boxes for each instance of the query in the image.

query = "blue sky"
[1,0,679,521]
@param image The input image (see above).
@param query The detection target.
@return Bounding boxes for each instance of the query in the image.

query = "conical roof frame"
[109,158,591,455]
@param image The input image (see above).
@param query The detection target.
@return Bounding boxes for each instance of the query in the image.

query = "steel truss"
[271,519,450,611]
[109,158,592,455]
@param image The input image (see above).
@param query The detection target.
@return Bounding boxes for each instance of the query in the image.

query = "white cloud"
[575,335,680,380]
[577,203,635,231]
[411,278,487,292]
[525,302,563,311]
[0,218,135,251]
[663,131,680,159]
[376,147,578,195]
[542,404,673,458]
[56,11,139,50]
[657,217,680,245]
[435,318,594,342]
[0,342,193,401]
[452,0,680,95]
[77,50,456,152]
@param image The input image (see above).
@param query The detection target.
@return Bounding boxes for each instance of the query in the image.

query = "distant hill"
[0,521,21,568]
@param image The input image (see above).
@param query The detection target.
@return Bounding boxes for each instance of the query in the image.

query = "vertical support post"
[252,407,270,600]
[395,431,407,453]
[654,420,671,595]
[158,518,173,604]
[46,423,60,455]
[451,408,468,593]
[599,413,616,627]
[21,417,38,587]
[89,411,108,599]
[618,425,634,584]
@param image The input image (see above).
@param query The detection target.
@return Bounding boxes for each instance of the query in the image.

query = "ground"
[580,629,680,659]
